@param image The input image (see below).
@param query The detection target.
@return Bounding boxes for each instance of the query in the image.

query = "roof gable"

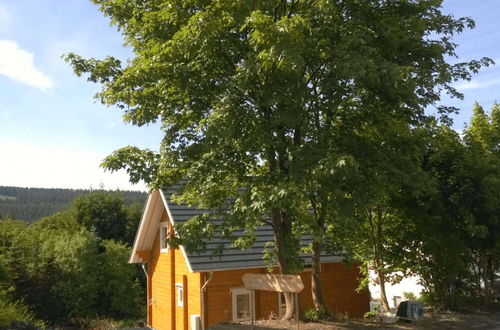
[130,183,342,271]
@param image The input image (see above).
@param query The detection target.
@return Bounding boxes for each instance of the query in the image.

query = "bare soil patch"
[209,311,500,330]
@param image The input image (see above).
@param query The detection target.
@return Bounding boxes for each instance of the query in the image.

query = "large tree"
[66,0,490,318]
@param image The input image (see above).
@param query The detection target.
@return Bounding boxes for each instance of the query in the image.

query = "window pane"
[177,287,183,306]
[279,293,286,316]
[161,226,168,249]
[236,294,250,320]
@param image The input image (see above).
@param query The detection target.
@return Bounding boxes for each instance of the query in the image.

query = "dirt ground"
[209,310,500,330]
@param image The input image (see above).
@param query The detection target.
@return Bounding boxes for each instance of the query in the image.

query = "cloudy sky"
[0,0,499,191]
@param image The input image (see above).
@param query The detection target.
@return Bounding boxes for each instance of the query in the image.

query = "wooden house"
[130,183,369,330]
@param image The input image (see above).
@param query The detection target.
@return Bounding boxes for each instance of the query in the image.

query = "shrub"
[302,308,321,322]
[98,240,144,318]
[302,306,332,322]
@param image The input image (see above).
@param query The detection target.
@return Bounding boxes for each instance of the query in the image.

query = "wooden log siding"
[148,211,172,329]
[170,241,176,330]
[147,210,202,330]
[183,275,188,330]
[204,263,369,328]
[298,262,370,318]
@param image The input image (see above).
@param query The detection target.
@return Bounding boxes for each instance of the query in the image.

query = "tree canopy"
[65,0,493,317]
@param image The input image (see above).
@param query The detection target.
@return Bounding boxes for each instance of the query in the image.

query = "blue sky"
[0,0,498,191]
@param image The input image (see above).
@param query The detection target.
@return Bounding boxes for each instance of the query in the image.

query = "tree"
[461,103,500,306]
[327,114,430,311]
[65,0,490,319]
[72,191,129,243]
[0,209,145,324]
[393,113,500,309]
[98,239,144,318]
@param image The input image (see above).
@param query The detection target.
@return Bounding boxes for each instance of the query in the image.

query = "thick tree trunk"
[272,208,296,320]
[311,238,327,312]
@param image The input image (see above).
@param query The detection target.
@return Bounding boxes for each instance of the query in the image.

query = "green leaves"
[63,53,122,84]
[169,213,215,253]
[246,11,309,74]
[102,146,161,187]
[68,1,493,283]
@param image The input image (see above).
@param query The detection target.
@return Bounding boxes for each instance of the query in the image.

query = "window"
[176,283,183,307]
[302,264,319,272]
[159,222,169,252]
[278,292,286,317]
[231,288,254,322]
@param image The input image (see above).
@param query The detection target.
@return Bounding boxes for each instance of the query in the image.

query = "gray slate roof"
[162,182,342,272]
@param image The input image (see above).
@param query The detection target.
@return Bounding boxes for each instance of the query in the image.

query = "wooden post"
[147,265,152,326]
[251,289,255,330]
[295,293,299,330]
[183,275,188,330]
[170,248,176,330]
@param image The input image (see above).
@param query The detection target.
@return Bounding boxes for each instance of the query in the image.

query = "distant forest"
[0,186,147,222]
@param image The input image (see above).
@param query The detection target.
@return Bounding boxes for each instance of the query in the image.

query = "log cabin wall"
[298,262,370,318]
[204,263,369,328]
[148,210,202,330]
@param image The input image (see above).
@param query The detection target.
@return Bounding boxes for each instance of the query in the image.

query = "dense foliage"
[399,104,500,309]
[0,186,146,222]
[0,191,145,327]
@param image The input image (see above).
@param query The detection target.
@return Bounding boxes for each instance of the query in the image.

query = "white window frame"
[230,287,254,322]
[278,292,287,317]
[159,222,169,253]
[176,283,184,307]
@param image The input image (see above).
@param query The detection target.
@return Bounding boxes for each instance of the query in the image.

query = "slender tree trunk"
[272,208,296,320]
[310,201,328,315]
[481,252,492,307]
[311,238,327,312]
[369,206,390,311]
[375,262,390,311]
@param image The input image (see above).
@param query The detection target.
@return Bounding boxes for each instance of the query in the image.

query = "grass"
[71,318,145,329]
[0,296,45,329]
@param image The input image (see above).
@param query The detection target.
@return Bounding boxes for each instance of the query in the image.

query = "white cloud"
[0,140,146,191]
[0,40,53,91]
[455,77,500,91]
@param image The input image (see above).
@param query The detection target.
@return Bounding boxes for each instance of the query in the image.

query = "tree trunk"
[370,207,389,311]
[377,269,390,311]
[374,257,390,311]
[272,208,296,320]
[481,252,492,307]
[282,292,295,320]
[311,238,327,313]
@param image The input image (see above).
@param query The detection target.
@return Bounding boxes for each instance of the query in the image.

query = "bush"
[0,203,145,326]
[302,308,321,322]
[98,240,144,318]
[302,306,331,322]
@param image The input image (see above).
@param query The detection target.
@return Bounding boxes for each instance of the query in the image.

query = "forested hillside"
[0,186,147,222]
